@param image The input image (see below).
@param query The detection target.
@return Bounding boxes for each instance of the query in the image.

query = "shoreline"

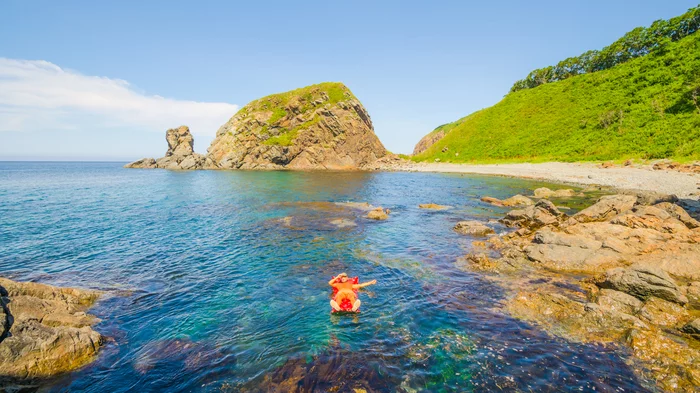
[374,161,700,200]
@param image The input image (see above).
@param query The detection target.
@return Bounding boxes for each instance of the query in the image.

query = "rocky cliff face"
[207,82,387,170]
[413,128,447,155]
[125,126,216,170]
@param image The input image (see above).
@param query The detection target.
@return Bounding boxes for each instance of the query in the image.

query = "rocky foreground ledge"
[0,278,103,384]
[458,191,700,392]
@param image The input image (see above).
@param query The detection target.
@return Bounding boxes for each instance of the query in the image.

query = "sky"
[1,0,698,160]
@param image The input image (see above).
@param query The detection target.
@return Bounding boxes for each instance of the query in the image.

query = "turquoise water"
[0,162,651,392]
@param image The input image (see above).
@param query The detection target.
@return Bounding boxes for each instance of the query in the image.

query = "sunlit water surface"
[0,162,653,392]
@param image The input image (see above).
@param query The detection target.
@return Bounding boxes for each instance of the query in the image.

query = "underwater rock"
[418,203,451,210]
[0,277,102,381]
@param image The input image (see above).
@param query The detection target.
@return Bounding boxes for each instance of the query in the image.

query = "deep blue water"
[0,162,652,392]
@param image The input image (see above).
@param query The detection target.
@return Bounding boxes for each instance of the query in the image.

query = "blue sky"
[1,0,697,160]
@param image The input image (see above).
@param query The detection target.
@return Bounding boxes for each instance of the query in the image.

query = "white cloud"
[0,58,238,136]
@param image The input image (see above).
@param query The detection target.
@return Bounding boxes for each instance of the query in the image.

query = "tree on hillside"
[510,6,700,93]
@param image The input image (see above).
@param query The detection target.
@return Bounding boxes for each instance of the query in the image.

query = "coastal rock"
[125,126,217,170]
[570,194,637,223]
[366,208,389,220]
[637,297,690,327]
[453,221,494,237]
[687,282,700,309]
[655,202,700,229]
[595,267,687,305]
[0,277,103,381]
[482,195,534,207]
[681,318,700,337]
[500,200,565,229]
[207,83,387,170]
[502,194,535,206]
[460,194,700,392]
[533,187,577,198]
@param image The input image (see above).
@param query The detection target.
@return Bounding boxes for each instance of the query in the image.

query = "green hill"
[413,12,700,163]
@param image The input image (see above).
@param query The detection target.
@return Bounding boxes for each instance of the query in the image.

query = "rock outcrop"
[453,221,494,237]
[208,82,387,170]
[0,278,103,383]
[413,128,447,155]
[125,126,216,170]
[459,191,700,392]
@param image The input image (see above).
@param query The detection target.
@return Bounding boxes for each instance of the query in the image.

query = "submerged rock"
[418,203,451,210]
[0,277,103,382]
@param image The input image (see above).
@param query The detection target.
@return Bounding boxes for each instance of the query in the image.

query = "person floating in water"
[329,273,377,312]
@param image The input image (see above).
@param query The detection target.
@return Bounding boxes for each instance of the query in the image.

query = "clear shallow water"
[0,162,652,392]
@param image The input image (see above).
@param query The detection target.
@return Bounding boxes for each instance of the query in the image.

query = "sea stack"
[125,126,216,169]
[207,82,387,169]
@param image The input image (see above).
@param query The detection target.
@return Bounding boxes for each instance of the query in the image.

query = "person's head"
[337,273,348,283]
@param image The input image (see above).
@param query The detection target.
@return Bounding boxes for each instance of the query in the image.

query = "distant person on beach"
[329,273,377,312]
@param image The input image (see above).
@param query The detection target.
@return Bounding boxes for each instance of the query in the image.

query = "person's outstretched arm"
[353,279,377,289]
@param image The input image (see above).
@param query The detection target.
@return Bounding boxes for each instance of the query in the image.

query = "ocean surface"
[0,162,653,392]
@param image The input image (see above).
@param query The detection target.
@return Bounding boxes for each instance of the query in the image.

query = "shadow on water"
[0,164,657,392]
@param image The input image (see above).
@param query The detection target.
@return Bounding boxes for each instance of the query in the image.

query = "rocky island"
[126,82,388,170]
[0,278,103,387]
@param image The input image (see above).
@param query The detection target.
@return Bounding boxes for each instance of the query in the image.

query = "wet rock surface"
[459,191,700,392]
[453,221,494,237]
[0,277,103,385]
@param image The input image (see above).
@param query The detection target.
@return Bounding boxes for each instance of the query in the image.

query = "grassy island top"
[235,82,357,118]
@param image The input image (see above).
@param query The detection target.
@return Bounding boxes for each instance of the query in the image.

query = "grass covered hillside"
[414,26,700,163]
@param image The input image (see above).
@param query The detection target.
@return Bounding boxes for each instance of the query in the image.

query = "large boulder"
[208,83,387,170]
[453,221,494,237]
[500,200,565,229]
[533,187,577,198]
[125,126,216,170]
[655,202,700,229]
[595,267,687,305]
[0,278,103,382]
[570,195,637,223]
